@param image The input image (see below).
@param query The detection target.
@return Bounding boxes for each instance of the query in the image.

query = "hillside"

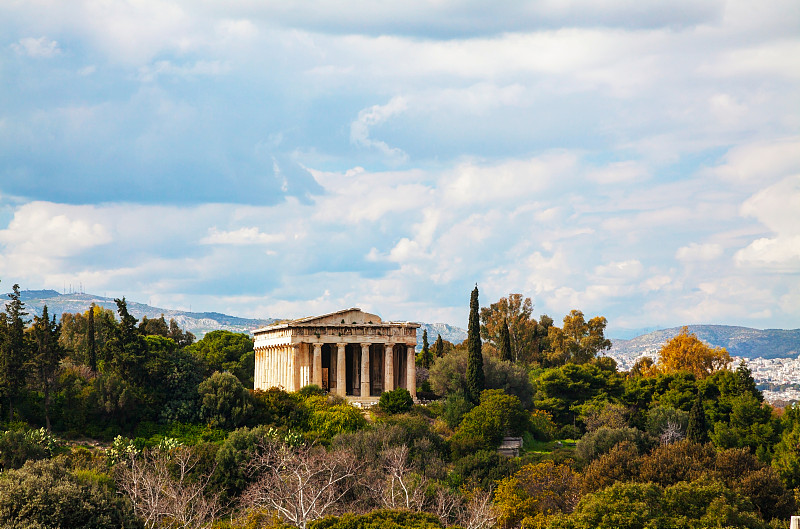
[6,290,469,346]
[609,324,800,365]
[416,322,468,349]
[7,289,276,338]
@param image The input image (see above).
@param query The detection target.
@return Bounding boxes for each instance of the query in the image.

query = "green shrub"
[0,428,57,470]
[309,403,368,441]
[251,387,311,429]
[450,389,529,458]
[297,384,325,398]
[576,426,652,463]
[448,449,520,490]
[441,392,474,429]
[309,509,444,529]
[198,371,254,429]
[378,388,414,414]
[0,458,143,529]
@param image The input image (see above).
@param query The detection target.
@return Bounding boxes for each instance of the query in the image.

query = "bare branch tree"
[432,486,496,529]
[377,445,428,511]
[458,488,497,529]
[240,440,361,529]
[660,420,685,445]
[115,445,221,529]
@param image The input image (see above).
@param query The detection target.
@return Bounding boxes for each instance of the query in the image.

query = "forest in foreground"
[1,282,799,529]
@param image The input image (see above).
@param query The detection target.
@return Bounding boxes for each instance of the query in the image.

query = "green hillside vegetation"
[1,281,798,528]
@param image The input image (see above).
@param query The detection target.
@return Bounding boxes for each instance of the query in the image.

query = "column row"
[255,345,297,391]
[258,342,417,399]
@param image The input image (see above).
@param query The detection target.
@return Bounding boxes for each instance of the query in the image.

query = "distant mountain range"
[609,325,800,363]
[416,322,468,349]
[6,290,276,337]
[3,290,469,346]
[5,291,797,360]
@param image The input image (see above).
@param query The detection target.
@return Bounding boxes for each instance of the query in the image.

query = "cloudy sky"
[0,1,798,337]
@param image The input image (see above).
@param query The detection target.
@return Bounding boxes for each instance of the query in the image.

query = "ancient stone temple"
[253,308,419,402]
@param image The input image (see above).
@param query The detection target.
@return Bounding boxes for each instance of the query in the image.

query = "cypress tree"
[32,305,65,431]
[87,303,97,371]
[434,335,444,358]
[500,317,513,362]
[466,285,484,403]
[687,391,708,443]
[0,284,29,421]
[419,329,433,369]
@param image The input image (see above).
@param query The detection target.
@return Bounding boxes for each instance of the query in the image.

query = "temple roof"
[289,308,382,325]
[254,308,422,335]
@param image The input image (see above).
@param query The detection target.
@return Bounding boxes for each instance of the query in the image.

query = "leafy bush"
[494,460,581,528]
[0,427,59,470]
[0,458,143,528]
[576,426,652,463]
[450,389,529,458]
[441,392,474,429]
[309,403,368,441]
[251,387,311,430]
[186,330,255,386]
[198,371,254,429]
[449,449,520,490]
[297,384,325,398]
[428,348,534,406]
[552,478,772,529]
[309,509,444,529]
[529,409,558,441]
[212,426,273,501]
[378,388,414,414]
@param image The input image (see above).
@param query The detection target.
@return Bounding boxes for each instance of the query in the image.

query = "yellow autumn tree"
[494,460,581,528]
[656,327,731,378]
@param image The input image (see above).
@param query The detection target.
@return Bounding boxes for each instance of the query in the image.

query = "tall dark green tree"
[499,317,513,362]
[104,298,147,385]
[466,285,484,403]
[433,334,444,358]
[418,329,433,369]
[687,391,708,442]
[0,284,30,421]
[87,303,97,371]
[31,305,65,431]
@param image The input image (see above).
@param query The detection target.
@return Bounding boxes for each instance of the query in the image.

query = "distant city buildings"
[609,352,800,406]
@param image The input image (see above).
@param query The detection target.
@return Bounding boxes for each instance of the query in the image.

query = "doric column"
[313,343,323,387]
[281,346,286,389]
[264,346,272,388]
[260,348,265,389]
[384,343,394,392]
[292,344,301,391]
[336,343,347,397]
[406,344,417,399]
[361,343,371,397]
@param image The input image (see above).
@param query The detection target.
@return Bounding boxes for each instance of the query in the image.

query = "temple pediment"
[291,308,382,326]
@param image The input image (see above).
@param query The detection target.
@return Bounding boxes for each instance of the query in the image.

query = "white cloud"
[676,243,724,262]
[11,36,61,57]
[708,137,800,185]
[0,202,112,259]
[441,153,577,207]
[350,97,408,161]
[586,161,650,184]
[736,175,800,268]
[594,260,644,279]
[138,60,230,81]
[200,227,285,246]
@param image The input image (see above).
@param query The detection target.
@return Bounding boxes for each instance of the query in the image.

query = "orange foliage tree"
[657,327,731,379]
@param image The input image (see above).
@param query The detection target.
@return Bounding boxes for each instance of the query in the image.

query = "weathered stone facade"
[253,308,419,401]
